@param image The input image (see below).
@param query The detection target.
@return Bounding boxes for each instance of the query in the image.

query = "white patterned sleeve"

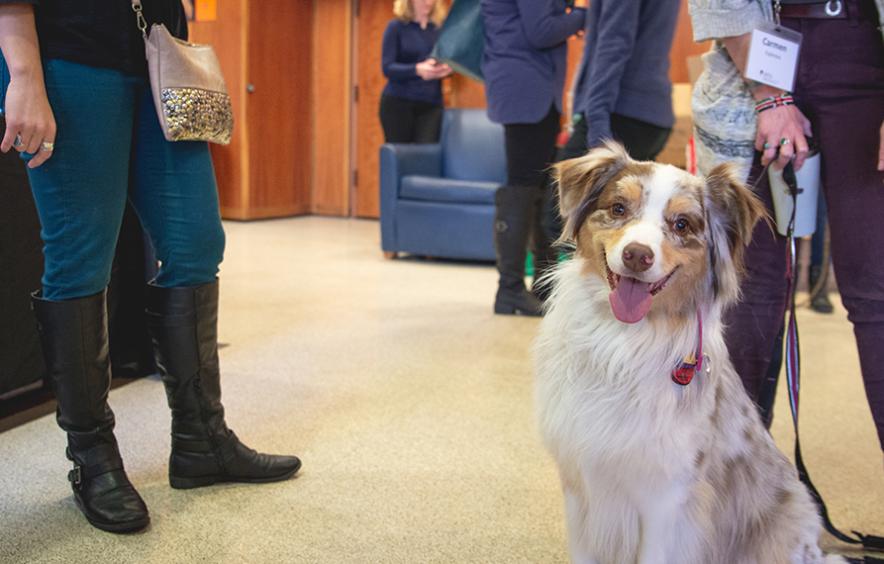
[688,0,767,42]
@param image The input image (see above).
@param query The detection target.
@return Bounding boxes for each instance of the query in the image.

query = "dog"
[534,142,844,564]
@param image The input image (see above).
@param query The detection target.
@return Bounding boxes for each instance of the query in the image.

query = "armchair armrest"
[379,143,442,252]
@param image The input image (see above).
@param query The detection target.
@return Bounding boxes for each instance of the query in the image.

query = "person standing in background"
[380,0,451,143]
[559,0,681,162]
[481,0,585,317]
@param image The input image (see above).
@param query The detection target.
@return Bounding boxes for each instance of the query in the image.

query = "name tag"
[745,23,802,91]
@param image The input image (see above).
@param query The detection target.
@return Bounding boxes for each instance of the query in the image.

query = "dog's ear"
[553,141,630,241]
[704,163,768,303]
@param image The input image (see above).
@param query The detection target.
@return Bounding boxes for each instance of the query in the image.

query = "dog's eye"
[611,203,626,217]
[674,217,691,233]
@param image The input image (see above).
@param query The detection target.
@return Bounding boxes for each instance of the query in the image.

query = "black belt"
[779,0,848,19]
[778,0,879,21]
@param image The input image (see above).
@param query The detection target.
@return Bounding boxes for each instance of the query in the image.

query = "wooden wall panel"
[189,0,248,217]
[353,0,390,219]
[671,0,711,84]
[246,0,313,218]
[311,0,352,216]
[444,74,485,108]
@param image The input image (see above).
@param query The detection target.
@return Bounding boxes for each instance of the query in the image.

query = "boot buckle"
[68,466,83,489]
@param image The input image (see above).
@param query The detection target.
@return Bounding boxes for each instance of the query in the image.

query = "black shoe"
[495,286,544,316]
[808,265,834,314]
[810,292,834,314]
[494,185,544,317]
[146,281,301,489]
[32,290,149,533]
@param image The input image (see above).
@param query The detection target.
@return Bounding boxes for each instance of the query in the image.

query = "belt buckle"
[825,0,843,16]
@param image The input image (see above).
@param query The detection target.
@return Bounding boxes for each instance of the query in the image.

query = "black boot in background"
[32,290,149,534]
[146,281,301,490]
[494,186,543,316]
[809,265,834,314]
[530,185,559,304]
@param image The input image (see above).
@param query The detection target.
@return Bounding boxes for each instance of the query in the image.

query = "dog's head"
[554,141,765,323]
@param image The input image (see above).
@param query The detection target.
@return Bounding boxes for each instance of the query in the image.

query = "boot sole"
[494,303,542,316]
[74,497,150,534]
[169,461,302,490]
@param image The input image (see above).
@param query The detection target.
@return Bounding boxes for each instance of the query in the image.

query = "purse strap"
[131,0,149,38]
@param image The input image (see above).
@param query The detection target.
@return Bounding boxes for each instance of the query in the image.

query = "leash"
[777,163,884,556]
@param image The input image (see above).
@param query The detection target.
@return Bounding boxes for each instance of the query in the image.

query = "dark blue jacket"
[381,19,443,106]
[572,0,680,147]
[480,0,585,125]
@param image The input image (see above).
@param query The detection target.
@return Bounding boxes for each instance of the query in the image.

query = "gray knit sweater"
[688,0,884,181]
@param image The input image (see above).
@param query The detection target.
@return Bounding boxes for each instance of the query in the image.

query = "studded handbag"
[131,0,233,145]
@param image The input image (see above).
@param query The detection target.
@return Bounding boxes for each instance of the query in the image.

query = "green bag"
[431,0,484,82]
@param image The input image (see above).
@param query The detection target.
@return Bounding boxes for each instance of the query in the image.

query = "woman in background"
[481,0,585,316]
[380,0,451,143]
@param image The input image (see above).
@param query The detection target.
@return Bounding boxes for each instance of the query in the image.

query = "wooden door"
[353,0,390,218]
[247,0,313,218]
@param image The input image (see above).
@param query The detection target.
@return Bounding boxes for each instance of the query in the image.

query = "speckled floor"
[0,217,880,564]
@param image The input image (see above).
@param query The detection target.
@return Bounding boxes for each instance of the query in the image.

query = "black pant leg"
[610,113,671,161]
[379,94,416,143]
[504,106,561,188]
[412,103,443,143]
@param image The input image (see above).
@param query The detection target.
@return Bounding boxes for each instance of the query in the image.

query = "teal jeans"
[0,58,225,300]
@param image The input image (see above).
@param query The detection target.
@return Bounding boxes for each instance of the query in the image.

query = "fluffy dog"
[534,143,844,564]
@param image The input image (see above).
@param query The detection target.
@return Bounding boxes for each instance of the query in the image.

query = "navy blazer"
[480,0,584,125]
[572,0,680,147]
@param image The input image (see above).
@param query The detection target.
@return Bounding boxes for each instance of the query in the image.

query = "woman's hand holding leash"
[754,91,812,171]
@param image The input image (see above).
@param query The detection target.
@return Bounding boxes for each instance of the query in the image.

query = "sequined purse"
[131,0,233,145]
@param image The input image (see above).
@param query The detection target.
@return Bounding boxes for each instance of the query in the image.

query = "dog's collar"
[672,310,704,386]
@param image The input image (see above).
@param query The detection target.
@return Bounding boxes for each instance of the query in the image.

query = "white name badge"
[745,23,802,91]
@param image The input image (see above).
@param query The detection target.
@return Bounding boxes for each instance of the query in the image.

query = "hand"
[878,120,884,172]
[416,59,451,81]
[0,71,56,168]
[572,0,588,7]
[755,103,812,171]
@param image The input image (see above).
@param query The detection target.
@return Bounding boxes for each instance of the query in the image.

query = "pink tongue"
[609,277,653,323]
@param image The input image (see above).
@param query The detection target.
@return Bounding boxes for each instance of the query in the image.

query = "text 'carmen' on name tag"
[745,23,802,92]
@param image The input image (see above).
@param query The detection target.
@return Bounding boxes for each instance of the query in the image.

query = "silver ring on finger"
[779,138,791,146]
[40,141,55,152]
[763,142,772,149]
[13,134,23,148]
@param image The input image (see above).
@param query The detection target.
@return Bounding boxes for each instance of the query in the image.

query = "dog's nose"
[622,243,654,273]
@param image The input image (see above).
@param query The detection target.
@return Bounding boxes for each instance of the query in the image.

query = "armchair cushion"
[440,109,507,184]
[400,175,498,205]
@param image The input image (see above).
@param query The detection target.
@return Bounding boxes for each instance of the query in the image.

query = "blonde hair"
[393,0,447,26]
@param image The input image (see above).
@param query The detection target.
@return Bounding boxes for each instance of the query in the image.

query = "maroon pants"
[725,0,884,450]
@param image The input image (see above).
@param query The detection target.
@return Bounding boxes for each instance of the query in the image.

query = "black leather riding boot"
[494,185,543,316]
[32,290,149,533]
[530,187,559,304]
[146,280,301,489]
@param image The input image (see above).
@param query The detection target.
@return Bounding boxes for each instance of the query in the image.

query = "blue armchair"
[380,109,506,261]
